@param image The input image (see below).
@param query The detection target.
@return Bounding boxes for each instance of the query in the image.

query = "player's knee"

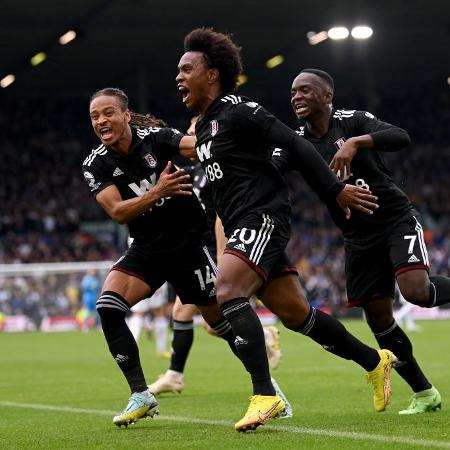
[364,309,394,332]
[277,308,310,330]
[399,282,430,305]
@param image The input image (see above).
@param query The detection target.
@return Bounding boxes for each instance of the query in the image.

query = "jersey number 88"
[205,162,223,182]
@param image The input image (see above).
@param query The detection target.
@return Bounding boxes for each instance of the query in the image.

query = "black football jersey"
[272,109,414,243]
[194,94,290,236]
[82,127,208,251]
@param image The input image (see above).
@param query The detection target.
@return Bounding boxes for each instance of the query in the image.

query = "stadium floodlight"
[237,74,248,86]
[307,30,328,45]
[328,27,349,40]
[351,26,373,39]
[30,52,47,66]
[59,30,77,45]
[0,74,15,88]
[266,55,285,69]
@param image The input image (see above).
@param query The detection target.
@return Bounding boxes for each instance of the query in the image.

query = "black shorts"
[346,215,429,307]
[112,241,217,306]
[224,212,297,281]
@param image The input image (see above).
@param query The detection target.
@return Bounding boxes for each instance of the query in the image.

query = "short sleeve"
[150,127,184,156]
[82,160,113,196]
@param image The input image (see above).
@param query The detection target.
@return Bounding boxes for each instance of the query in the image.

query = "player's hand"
[329,139,358,181]
[155,161,193,197]
[336,184,378,219]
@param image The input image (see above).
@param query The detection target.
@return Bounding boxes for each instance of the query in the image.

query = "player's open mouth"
[178,85,190,104]
[100,127,113,140]
[294,104,308,115]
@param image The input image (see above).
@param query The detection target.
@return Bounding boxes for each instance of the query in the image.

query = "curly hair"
[184,28,243,93]
[90,88,129,111]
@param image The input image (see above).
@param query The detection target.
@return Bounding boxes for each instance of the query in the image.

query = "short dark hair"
[90,88,129,111]
[300,68,334,92]
[184,28,243,93]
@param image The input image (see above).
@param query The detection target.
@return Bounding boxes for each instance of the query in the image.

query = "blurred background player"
[394,283,422,332]
[79,269,101,331]
[127,280,171,358]
[274,68,441,414]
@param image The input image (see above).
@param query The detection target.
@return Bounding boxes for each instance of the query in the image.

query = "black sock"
[96,291,147,393]
[372,321,431,392]
[221,298,274,395]
[296,307,380,371]
[427,276,450,307]
[210,317,239,357]
[169,320,194,373]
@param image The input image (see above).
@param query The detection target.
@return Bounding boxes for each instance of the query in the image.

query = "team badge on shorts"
[210,120,219,137]
[143,153,157,168]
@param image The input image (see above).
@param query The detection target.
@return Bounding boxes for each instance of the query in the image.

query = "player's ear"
[124,109,131,123]
[207,68,219,84]
[325,89,333,104]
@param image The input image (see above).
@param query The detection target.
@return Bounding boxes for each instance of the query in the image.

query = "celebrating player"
[176,28,397,432]
[272,68,443,414]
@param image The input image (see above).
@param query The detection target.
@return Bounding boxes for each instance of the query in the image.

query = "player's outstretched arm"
[178,135,197,159]
[96,162,192,224]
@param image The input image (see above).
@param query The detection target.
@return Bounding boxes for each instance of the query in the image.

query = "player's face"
[89,95,130,146]
[176,52,213,113]
[291,73,331,120]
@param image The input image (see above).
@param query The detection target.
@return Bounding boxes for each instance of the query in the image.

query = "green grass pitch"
[1,319,449,449]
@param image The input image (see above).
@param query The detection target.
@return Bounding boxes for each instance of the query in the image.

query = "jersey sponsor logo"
[334,137,346,150]
[210,119,219,137]
[83,171,101,191]
[128,174,157,196]
[408,254,420,263]
[196,140,212,162]
[113,167,124,177]
[272,148,282,157]
[143,153,157,168]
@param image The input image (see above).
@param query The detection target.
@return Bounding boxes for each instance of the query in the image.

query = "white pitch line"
[1,401,450,449]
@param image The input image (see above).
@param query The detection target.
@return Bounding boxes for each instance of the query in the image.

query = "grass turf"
[1,319,449,449]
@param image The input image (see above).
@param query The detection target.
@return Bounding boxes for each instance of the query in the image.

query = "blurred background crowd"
[0,85,449,324]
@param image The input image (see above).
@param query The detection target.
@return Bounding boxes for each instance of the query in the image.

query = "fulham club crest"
[334,137,346,150]
[210,120,219,137]
[143,153,157,168]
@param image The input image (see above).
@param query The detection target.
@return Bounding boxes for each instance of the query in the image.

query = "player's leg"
[363,295,441,414]
[260,271,396,412]
[97,268,159,426]
[148,298,196,394]
[394,216,450,307]
[127,299,151,342]
[172,231,286,431]
[149,283,170,358]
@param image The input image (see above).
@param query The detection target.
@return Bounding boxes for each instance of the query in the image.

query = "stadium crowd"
[0,86,449,320]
